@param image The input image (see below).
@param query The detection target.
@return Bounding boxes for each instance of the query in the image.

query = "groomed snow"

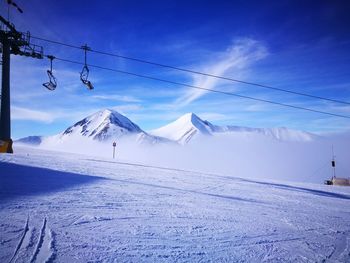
[1,146,350,262]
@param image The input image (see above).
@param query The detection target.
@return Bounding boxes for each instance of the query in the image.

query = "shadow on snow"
[0,162,105,201]
[85,158,350,201]
[84,158,262,204]
[238,178,350,201]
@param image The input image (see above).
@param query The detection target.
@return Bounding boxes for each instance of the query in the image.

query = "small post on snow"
[331,145,336,179]
[112,141,116,159]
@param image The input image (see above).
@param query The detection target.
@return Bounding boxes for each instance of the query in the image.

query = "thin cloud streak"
[175,38,268,107]
[91,94,141,103]
[12,106,54,123]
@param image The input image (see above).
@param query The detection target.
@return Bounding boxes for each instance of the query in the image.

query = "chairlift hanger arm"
[81,44,91,65]
[47,55,55,71]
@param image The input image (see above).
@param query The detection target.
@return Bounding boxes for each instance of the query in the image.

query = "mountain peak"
[176,112,201,124]
[96,108,121,119]
[150,112,212,144]
[61,109,142,141]
[100,108,113,115]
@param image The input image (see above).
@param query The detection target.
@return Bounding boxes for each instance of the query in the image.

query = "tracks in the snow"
[326,231,350,261]
[9,216,55,263]
[9,216,29,263]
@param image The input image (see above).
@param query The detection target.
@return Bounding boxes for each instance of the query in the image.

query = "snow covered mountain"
[16,136,43,145]
[211,125,316,142]
[60,109,143,141]
[150,113,316,144]
[17,110,316,147]
[20,109,169,147]
[150,113,212,144]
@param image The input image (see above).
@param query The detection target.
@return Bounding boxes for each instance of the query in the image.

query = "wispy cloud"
[175,38,268,106]
[12,105,100,124]
[90,94,141,103]
[327,104,350,114]
[12,106,54,123]
[110,104,143,113]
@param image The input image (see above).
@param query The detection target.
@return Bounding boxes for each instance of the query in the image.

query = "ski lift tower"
[0,13,43,153]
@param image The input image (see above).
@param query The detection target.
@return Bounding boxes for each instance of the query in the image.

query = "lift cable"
[52,56,350,120]
[31,35,350,106]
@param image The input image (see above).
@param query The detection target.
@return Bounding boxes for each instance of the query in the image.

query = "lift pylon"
[0,15,43,153]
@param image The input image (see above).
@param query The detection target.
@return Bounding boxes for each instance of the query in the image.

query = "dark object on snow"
[324,177,350,186]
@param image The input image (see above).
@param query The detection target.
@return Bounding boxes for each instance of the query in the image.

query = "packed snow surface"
[1,146,350,262]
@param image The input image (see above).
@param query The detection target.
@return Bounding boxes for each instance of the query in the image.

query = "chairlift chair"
[42,55,57,91]
[80,44,94,90]
[43,69,57,90]
[80,64,94,90]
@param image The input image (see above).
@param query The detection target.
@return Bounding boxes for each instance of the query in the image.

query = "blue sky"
[1,0,350,138]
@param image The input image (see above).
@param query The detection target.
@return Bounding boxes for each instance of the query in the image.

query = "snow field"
[1,147,350,262]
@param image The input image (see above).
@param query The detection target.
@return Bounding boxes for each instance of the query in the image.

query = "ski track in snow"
[1,147,350,262]
[4,215,55,263]
[327,231,350,261]
[29,217,55,263]
[8,215,29,263]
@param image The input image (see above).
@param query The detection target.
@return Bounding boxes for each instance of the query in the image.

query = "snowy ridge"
[136,132,174,145]
[211,125,316,142]
[150,113,316,143]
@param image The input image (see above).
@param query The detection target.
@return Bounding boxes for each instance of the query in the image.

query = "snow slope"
[150,113,316,144]
[1,147,350,262]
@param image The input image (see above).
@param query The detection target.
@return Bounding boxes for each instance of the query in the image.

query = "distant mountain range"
[16,109,316,146]
[150,112,316,144]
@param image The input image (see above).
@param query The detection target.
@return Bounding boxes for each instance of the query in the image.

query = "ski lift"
[7,0,24,14]
[42,55,57,91]
[80,44,94,90]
